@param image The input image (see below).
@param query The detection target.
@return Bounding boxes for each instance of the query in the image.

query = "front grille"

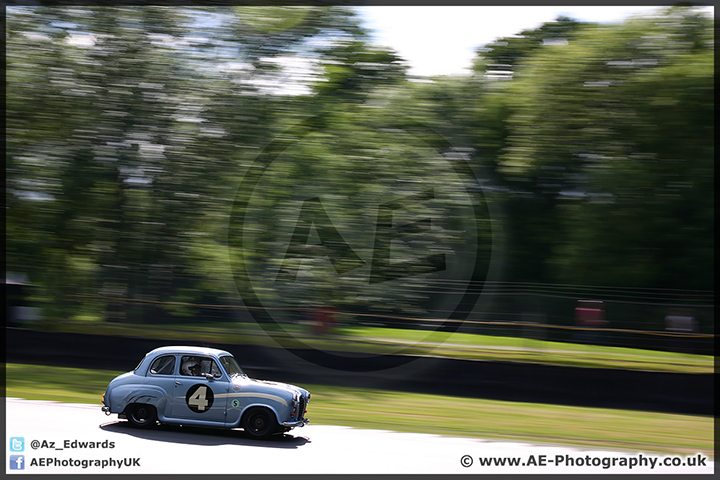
[297,396,307,420]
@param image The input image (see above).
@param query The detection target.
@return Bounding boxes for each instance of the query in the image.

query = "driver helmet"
[181,358,200,376]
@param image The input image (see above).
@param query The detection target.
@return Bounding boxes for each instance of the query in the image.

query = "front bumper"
[282,418,309,428]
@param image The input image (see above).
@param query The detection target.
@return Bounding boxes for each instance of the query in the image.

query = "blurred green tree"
[493,7,714,290]
[5,6,369,323]
[6,5,713,334]
[229,56,482,325]
[473,16,589,79]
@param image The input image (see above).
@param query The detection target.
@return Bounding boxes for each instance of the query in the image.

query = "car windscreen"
[219,355,245,378]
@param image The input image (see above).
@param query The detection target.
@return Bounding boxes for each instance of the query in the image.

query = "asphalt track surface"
[5,398,713,475]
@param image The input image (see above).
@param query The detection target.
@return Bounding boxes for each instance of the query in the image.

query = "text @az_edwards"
[30,439,115,450]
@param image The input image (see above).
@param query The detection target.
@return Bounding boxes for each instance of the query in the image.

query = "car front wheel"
[126,404,157,428]
[242,407,278,439]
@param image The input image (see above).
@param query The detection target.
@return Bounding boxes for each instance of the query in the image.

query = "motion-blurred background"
[6,6,713,349]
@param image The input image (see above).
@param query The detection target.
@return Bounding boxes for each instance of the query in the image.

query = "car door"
[146,354,179,418]
[171,355,228,424]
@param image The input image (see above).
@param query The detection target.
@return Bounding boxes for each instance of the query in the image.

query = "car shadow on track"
[99,420,310,449]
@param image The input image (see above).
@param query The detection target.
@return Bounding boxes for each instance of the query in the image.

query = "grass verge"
[5,363,713,456]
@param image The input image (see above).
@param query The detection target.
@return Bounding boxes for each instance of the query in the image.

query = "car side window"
[149,355,176,375]
[134,355,147,372]
[200,358,222,378]
[180,355,222,377]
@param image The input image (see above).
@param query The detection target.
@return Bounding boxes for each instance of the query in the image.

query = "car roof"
[147,346,232,357]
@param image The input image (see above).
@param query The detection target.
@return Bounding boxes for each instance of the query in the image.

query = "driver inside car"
[181,358,201,376]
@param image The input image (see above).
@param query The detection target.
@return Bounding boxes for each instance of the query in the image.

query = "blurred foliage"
[485,7,714,290]
[473,15,588,77]
[5,6,713,331]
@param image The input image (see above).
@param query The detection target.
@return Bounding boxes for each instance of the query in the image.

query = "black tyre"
[242,407,278,439]
[126,404,157,428]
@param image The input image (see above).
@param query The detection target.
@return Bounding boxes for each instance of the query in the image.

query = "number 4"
[188,386,209,411]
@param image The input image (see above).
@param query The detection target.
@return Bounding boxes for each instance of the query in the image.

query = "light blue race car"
[101,346,310,439]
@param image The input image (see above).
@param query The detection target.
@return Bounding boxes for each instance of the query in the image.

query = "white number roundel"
[185,384,214,413]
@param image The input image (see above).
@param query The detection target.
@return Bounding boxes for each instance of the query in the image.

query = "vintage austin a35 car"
[101,346,310,439]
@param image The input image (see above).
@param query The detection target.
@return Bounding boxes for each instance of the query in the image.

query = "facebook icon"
[10,455,25,470]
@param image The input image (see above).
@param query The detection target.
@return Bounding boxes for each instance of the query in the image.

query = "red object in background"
[575,300,607,326]
[313,305,337,334]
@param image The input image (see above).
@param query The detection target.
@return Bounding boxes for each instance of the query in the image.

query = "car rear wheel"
[126,404,157,428]
[242,407,278,439]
